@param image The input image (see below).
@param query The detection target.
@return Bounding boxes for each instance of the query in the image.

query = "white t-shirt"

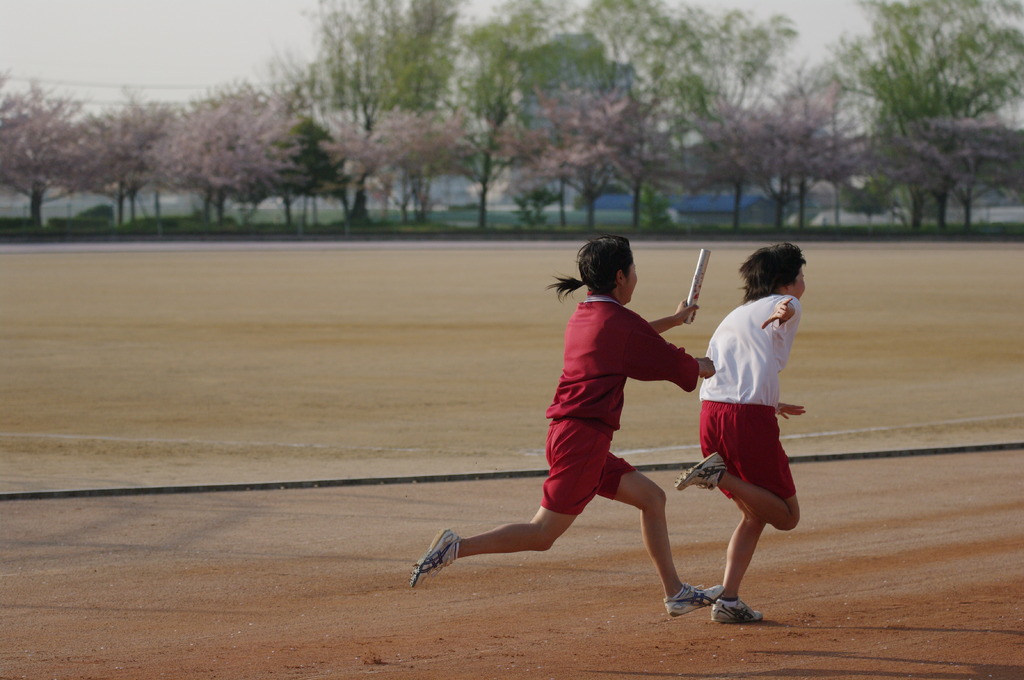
[699,294,802,407]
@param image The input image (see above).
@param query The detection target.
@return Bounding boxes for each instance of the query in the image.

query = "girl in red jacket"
[411,235,720,618]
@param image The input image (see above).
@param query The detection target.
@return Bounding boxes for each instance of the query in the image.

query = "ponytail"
[549,234,633,301]
[547,276,586,301]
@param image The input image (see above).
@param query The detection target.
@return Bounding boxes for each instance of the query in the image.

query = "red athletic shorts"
[542,418,636,516]
[699,401,796,500]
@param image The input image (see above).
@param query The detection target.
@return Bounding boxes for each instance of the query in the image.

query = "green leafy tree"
[584,1,796,216]
[388,0,460,111]
[839,0,1024,228]
[513,185,559,227]
[453,3,555,229]
[314,0,460,222]
[639,185,672,230]
[278,117,339,230]
[581,0,678,101]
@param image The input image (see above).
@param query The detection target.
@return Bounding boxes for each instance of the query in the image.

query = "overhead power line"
[7,75,224,91]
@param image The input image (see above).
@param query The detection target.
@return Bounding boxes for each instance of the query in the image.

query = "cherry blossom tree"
[372,108,464,222]
[943,117,1023,229]
[0,81,85,226]
[320,114,387,226]
[778,77,864,228]
[157,88,297,226]
[613,97,679,230]
[884,115,1024,229]
[809,81,869,228]
[714,77,862,229]
[501,123,562,222]
[82,95,175,225]
[530,89,631,229]
[690,103,761,230]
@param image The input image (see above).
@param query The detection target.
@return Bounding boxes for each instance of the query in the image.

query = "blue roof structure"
[593,193,767,213]
[674,195,763,213]
[593,194,635,210]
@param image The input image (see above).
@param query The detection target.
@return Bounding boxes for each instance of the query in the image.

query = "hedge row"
[1,215,1021,241]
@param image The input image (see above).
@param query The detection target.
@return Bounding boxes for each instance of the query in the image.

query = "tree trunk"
[415,177,431,223]
[961,189,974,231]
[352,173,370,223]
[909,188,925,229]
[559,180,566,227]
[732,182,743,231]
[833,182,841,227]
[934,191,948,231]
[116,188,126,226]
[30,187,44,227]
[797,179,807,230]
[477,153,492,229]
[154,191,162,238]
[632,182,641,231]
[202,190,212,226]
[477,182,488,229]
[215,189,226,227]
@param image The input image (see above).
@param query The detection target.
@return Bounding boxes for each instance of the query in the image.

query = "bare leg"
[457,506,576,558]
[614,471,683,598]
[717,473,800,531]
[722,498,766,599]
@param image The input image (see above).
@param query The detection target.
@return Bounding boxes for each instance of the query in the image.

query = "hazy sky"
[0,0,871,110]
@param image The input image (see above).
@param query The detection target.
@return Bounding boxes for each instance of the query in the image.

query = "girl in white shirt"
[675,242,807,624]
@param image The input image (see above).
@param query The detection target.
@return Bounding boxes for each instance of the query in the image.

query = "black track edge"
[2,441,1020,502]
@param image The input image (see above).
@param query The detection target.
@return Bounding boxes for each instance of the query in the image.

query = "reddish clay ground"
[3,450,1022,679]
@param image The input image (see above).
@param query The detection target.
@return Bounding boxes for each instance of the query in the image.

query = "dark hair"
[548,234,634,301]
[739,242,805,303]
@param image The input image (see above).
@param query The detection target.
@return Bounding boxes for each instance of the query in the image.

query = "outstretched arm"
[761,297,796,329]
[649,301,699,334]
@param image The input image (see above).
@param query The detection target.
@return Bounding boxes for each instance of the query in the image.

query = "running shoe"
[674,453,727,491]
[664,583,724,617]
[409,528,460,588]
[711,598,763,623]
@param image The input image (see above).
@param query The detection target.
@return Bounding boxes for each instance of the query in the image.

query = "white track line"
[613,413,1024,457]
[1,413,1020,457]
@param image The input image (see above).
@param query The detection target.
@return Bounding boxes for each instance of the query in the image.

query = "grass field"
[1,240,1021,491]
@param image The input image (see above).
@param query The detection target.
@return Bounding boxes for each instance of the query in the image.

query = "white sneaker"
[711,598,763,623]
[675,453,727,491]
[409,528,460,587]
[664,584,724,617]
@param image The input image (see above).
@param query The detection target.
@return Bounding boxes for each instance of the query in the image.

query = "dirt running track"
[3,450,1022,679]
[1,242,1022,678]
